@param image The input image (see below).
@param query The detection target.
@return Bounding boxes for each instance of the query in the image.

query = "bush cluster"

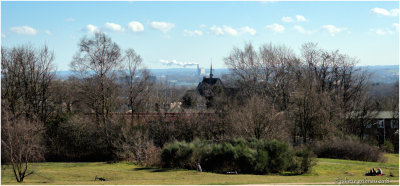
[161,139,315,175]
[45,114,111,161]
[382,140,394,153]
[313,137,382,162]
[45,114,162,164]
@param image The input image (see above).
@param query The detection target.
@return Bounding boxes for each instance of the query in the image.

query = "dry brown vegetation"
[1,33,398,182]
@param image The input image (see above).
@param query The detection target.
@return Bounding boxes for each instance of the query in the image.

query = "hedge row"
[313,137,382,162]
[161,139,314,175]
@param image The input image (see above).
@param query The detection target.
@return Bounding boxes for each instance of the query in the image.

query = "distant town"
[56,65,399,86]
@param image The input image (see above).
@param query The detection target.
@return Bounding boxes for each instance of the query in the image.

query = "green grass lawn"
[1,154,398,185]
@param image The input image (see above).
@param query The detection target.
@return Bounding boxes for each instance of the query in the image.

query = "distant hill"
[55,65,398,85]
[55,70,74,79]
[361,65,398,83]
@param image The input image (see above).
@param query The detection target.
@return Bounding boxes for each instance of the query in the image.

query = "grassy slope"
[1,154,398,185]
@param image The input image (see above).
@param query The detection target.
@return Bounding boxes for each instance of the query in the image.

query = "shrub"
[1,113,45,182]
[161,141,194,169]
[263,140,291,173]
[108,117,161,166]
[288,147,316,174]
[45,114,110,161]
[313,137,382,162]
[141,143,161,167]
[247,139,292,173]
[200,143,235,172]
[199,142,257,173]
[160,139,314,175]
[382,141,394,153]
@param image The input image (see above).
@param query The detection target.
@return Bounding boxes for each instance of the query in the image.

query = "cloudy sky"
[1,1,399,70]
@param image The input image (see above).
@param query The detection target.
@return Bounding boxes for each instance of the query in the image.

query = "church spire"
[210,61,213,78]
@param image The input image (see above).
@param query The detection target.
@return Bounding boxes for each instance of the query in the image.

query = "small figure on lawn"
[94,175,108,181]
[197,163,202,172]
[377,168,383,176]
[365,168,374,176]
[365,168,383,176]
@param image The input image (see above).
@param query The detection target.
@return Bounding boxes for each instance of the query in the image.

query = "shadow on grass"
[132,167,178,172]
[280,172,302,176]
[151,168,177,172]
[133,167,155,171]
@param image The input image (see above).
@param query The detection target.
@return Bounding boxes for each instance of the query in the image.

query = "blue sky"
[1,1,399,70]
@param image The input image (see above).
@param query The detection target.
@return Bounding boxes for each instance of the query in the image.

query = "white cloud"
[370,28,393,35]
[222,25,238,36]
[295,15,307,22]
[10,26,37,35]
[199,24,207,29]
[370,8,390,16]
[370,8,399,17]
[66,18,75,22]
[210,25,224,36]
[104,22,124,32]
[281,16,294,23]
[265,23,285,33]
[150,21,175,33]
[84,24,100,34]
[282,15,307,23]
[293,25,314,35]
[1,34,6,38]
[322,25,347,36]
[239,26,256,35]
[184,29,203,37]
[127,21,144,32]
[45,30,51,35]
[160,59,198,67]
[209,25,252,36]
[393,23,399,32]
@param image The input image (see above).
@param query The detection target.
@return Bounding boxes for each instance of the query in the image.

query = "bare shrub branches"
[225,42,373,143]
[1,45,55,123]
[1,111,44,182]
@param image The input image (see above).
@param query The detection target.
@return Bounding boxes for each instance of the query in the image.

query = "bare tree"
[224,43,261,96]
[124,48,151,124]
[70,32,123,150]
[258,43,299,110]
[1,44,54,182]
[1,45,55,123]
[224,43,299,110]
[224,42,373,144]
[146,81,187,112]
[1,110,44,182]
[290,80,333,144]
[49,78,81,114]
[300,43,371,136]
[231,95,288,140]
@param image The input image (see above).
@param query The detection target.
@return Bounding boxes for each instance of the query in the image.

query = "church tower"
[210,62,213,78]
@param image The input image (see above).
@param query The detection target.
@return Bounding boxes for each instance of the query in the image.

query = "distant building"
[350,111,399,152]
[200,68,205,75]
[197,63,224,98]
[182,63,239,109]
[365,111,398,146]
[197,64,201,76]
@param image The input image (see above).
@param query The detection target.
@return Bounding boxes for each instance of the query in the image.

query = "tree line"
[1,33,398,182]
